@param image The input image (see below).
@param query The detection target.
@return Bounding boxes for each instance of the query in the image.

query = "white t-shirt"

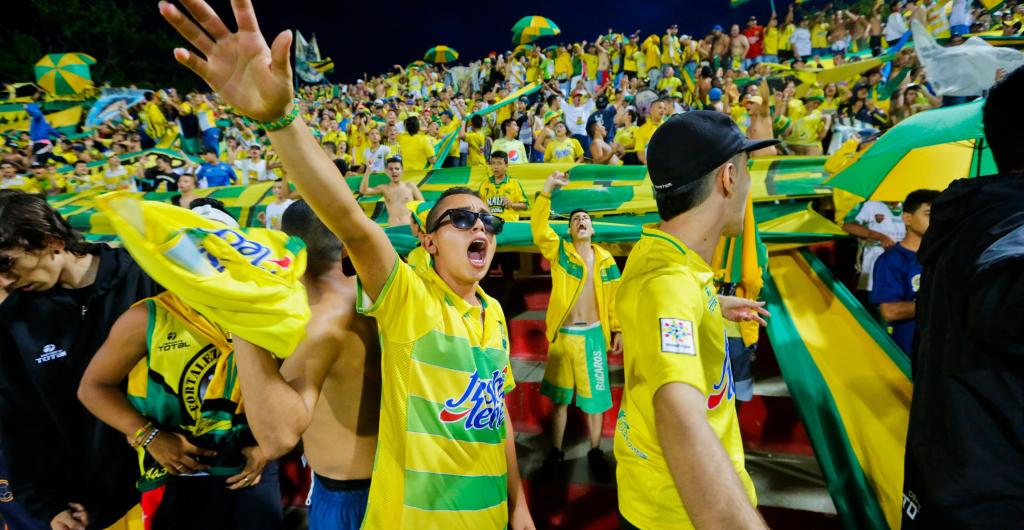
[560,98,596,137]
[104,166,131,190]
[885,13,909,42]
[363,145,392,173]
[853,201,906,290]
[790,28,812,57]
[491,138,528,164]
[949,0,971,28]
[233,158,272,185]
[265,198,295,230]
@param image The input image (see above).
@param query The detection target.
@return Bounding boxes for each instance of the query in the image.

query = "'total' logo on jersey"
[439,369,507,430]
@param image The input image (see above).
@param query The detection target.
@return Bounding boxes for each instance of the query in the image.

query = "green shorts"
[540,323,612,414]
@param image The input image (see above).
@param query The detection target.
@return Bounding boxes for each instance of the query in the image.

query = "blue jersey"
[197,162,237,188]
[870,243,922,355]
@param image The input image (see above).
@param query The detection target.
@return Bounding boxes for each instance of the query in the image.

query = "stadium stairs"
[504,253,842,530]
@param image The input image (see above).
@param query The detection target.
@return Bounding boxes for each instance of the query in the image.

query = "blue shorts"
[308,474,370,530]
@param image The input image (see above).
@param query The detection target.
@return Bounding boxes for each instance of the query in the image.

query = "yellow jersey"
[779,24,795,51]
[544,138,583,164]
[357,260,515,529]
[764,26,780,56]
[634,118,663,159]
[614,124,639,152]
[614,226,755,529]
[397,132,436,170]
[466,130,488,168]
[478,175,528,222]
[812,22,830,49]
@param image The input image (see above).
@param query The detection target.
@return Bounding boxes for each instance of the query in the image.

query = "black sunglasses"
[429,208,505,235]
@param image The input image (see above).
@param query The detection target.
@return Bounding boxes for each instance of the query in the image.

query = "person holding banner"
[157,1,535,528]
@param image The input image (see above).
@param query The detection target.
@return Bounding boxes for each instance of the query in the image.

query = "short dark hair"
[654,154,742,221]
[201,147,217,156]
[281,200,342,272]
[490,150,509,163]
[903,189,940,215]
[569,208,589,220]
[587,120,601,138]
[426,187,482,231]
[501,119,516,136]
[470,115,484,129]
[0,190,99,256]
[155,154,171,165]
[405,116,421,135]
[984,66,1024,173]
[188,197,234,219]
[386,156,403,167]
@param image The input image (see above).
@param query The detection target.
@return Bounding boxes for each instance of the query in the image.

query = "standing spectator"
[744,16,765,69]
[902,66,1024,529]
[842,200,906,300]
[196,148,237,188]
[461,115,490,169]
[492,119,528,164]
[588,121,623,165]
[885,1,910,47]
[25,91,60,165]
[790,18,813,60]
[615,108,641,165]
[636,98,668,165]
[196,95,222,154]
[102,154,132,191]
[870,189,938,356]
[562,85,596,156]
[811,15,831,57]
[0,191,163,530]
[544,122,585,163]
[615,112,773,530]
[779,5,797,62]
[233,145,274,185]
[362,128,392,174]
[261,178,297,230]
[763,12,781,64]
[397,116,436,170]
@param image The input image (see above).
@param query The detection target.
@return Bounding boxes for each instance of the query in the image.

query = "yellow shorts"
[540,323,612,414]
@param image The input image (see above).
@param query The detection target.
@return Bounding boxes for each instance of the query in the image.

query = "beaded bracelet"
[258,99,301,132]
[141,428,161,449]
[128,421,154,448]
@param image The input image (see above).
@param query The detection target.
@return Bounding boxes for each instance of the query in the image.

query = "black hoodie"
[0,245,162,527]
[902,173,1024,528]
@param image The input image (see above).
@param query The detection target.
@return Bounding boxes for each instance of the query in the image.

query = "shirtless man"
[233,200,381,530]
[594,35,612,89]
[587,121,623,165]
[746,78,778,157]
[532,171,622,481]
[359,156,423,226]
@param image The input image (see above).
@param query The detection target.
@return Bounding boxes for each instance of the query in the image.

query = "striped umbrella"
[511,15,560,35]
[513,44,536,55]
[424,46,459,64]
[34,53,96,96]
[406,60,427,70]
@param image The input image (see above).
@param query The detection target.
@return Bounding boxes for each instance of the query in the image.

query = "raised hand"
[158,0,294,122]
[543,171,570,194]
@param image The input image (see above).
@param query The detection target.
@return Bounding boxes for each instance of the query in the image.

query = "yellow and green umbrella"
[511,15,560,45]
[828,99,994,203]
[406,60,426,70]
[34,53,96,96]
[424,45,459,64]
[513,44,536,56]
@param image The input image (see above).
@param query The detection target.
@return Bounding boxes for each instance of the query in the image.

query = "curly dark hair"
[0,190,100,255]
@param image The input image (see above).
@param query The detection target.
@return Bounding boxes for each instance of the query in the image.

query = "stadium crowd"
[1,0,1024,529]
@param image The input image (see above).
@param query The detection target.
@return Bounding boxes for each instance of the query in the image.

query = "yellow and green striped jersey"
[127,292,250,491]
[357,260,515,529]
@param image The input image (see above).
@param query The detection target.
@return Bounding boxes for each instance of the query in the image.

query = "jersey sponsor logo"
[615,410,648,459]
[157,331,191,352]
[195,228,293,273]
[911,273,921,293]
[705,286,719,313]
[0,479,12,502]
[660,318,696,355]
[179,345,218,420]
[35,343,68,364]
[903,491,920,520]
[439,369,508,430]
[486,196,506,214]
[706,340,736,410]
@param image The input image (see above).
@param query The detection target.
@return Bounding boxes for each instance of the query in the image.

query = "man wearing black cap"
[614,111,774,529]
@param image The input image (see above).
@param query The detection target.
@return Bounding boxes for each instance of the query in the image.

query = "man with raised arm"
[359,156,423,227]
[532,171,622,480]
[231,200,381,530]
[158,2,534,528]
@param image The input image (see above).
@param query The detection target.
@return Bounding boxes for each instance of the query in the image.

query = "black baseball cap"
[647,111,778,195]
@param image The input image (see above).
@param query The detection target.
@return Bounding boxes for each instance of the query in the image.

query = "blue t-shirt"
[870,243,922,355]
[197,162,237,188]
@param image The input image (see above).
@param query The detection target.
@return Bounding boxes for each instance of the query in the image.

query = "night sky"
[194,0,804,82]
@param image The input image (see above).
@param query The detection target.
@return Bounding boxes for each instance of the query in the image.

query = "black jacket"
[0,245,163,527]
[902,173,1024,528]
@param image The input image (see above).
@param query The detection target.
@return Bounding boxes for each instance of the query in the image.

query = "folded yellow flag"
[95,192,309,357]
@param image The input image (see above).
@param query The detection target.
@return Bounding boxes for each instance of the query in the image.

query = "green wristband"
[258,99,301,132]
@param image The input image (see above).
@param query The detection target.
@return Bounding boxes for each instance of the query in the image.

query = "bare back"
[295,272,381,480]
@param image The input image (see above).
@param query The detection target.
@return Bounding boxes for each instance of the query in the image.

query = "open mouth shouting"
[467,237,489,268]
